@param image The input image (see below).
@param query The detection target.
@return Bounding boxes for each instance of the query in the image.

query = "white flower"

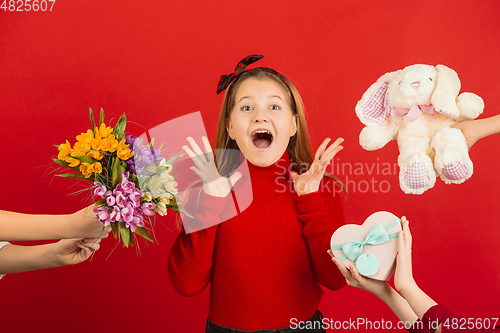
[142,192,152,202]
[155,201,168,216]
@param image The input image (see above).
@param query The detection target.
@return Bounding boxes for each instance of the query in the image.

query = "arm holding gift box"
[329,218,496,333]
[452,113,500,149]
[0,205,107,241]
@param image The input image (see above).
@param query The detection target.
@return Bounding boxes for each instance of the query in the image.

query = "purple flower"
[125,134,137,147]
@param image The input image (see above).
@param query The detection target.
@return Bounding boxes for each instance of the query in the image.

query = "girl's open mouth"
[251,129,274,150]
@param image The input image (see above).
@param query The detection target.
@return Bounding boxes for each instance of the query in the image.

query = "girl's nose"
[252,108,269,122]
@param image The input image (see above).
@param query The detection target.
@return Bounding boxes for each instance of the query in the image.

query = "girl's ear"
[290,115,297,137]
[226,118,234,140]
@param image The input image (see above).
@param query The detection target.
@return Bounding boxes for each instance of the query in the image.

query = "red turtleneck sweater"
[167,154,346,331]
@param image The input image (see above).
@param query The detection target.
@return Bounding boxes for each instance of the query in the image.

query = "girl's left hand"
[290,137,344,195]
[328,249,388,298]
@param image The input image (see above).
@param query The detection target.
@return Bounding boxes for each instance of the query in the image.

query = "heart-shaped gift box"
[330,211,402,281]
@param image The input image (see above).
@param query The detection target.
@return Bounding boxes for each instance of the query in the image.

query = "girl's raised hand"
[290,137,344,196]
[394,217,417,296]
[183,136,242,198]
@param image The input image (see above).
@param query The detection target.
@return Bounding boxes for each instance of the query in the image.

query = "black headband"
[216,54,295,103]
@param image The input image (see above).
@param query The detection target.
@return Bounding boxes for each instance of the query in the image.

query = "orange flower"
[79,162,93,178]
[76,129,94,145]
[94,123,113,139]
[116,139,134,160]
[91,162,103,174]
[100,134,118,153]
[57,140,72,160]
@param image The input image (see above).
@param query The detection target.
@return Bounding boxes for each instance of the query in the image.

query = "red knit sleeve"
[167,190,228,297]
[295,179,347,291]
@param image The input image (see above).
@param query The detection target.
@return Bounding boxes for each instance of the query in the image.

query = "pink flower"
[122,180,136,194]
[93,206,111,227]
[116,194,127,207]
[120,205,134,223]
[110,206,121,222]
[106,195,116,206]
[142,202,156,216]
[93,185,107,197]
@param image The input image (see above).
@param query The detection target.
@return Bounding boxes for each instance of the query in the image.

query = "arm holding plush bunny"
[329,218,496,333]
[452,114,500,149]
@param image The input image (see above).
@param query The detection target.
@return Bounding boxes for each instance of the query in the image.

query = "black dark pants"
[205,310,325,333]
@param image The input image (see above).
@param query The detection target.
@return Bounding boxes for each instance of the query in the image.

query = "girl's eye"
[270,105,280,110]
[241,106,253,111]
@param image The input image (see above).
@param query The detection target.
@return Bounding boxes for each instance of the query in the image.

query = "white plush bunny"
[355,64,484,194]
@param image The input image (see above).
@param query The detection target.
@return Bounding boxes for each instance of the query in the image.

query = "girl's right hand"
[182,136,242,198]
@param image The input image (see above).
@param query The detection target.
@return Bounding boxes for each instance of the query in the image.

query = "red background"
[1,1,499,332]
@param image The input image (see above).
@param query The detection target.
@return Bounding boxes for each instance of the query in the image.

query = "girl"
[0,205,109,279]
[168,55,346,332]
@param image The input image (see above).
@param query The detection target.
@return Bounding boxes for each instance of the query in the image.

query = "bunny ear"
[355,72,395,125]
[431,65,461,117]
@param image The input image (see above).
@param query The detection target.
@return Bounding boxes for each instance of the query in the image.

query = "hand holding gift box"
[330,211,402,281]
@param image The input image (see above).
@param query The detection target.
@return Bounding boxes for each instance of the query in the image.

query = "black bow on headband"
[216,54,295,103]
[217,54,264,94]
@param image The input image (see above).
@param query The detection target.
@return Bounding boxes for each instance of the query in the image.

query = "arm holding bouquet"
[0,237,106,275]
[0,205,105,241]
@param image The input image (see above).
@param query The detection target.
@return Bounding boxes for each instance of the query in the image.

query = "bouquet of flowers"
[53,108,187,247]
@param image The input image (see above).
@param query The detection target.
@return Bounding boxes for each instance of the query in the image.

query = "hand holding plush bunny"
[355,64,484,194]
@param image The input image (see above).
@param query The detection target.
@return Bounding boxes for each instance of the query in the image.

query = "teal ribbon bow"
[341,224,390,261]
[331,218,400,262]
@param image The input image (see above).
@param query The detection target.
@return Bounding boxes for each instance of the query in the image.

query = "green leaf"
[148,137,155,150]
[99,108,105,126]
[178,208,194,219]
[71,155,98,164]
[164,151,184,165]
[118,222,133,248]
[55,172,88,180]
[95,198,106,206]
[134,227,154,243]
[111,222,118,239]
[111,157,122,186]
[54,144,60,149]
[52,158,81,172]
[89,107,96,132]
[113,113,127,138]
